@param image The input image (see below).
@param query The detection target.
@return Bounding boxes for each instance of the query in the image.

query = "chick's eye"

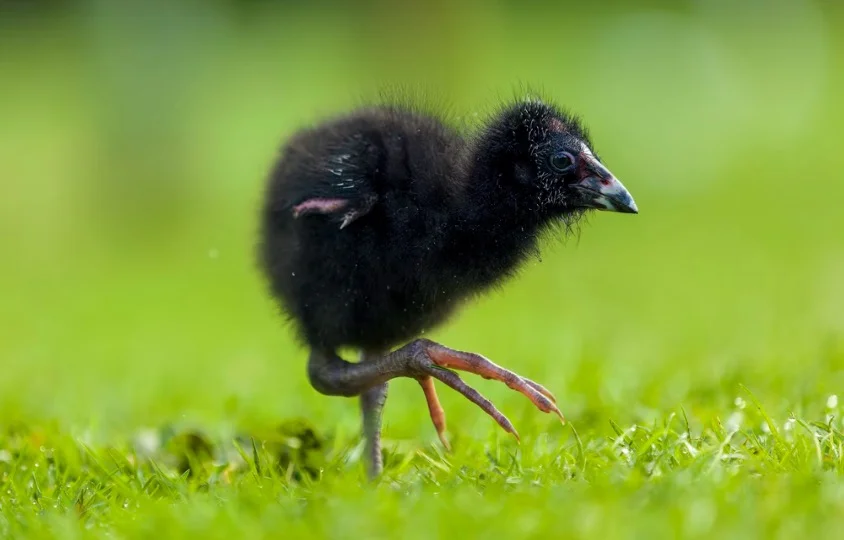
[549,152,575,173]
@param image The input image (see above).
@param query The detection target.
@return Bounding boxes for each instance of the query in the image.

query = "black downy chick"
[259,97,637,478]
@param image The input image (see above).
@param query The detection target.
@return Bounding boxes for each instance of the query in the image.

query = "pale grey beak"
[572,153,638,214]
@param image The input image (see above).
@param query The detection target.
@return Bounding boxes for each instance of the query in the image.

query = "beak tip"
[606,195,638,214]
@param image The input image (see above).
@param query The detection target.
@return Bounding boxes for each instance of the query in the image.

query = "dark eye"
[549,151,575,173]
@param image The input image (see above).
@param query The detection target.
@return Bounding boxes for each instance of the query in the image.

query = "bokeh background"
[1,0,843,446]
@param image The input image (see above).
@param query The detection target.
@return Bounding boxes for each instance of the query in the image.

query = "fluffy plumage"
[260,99,598,351]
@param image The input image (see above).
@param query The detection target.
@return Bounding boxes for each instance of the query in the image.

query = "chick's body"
[257,97,638,478]
[262,107,503,353]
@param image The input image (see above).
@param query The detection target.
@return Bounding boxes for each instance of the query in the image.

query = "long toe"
[423,341,565,422]
[418,376,451,451]
[424,365,521,441]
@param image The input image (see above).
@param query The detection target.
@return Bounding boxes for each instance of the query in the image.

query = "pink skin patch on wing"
[292,198,349,218]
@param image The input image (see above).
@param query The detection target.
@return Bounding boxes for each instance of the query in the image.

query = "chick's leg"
[360,382,388,478]
[307,340,562,477]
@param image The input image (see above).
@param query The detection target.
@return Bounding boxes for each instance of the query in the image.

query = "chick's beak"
[572,153,638,214]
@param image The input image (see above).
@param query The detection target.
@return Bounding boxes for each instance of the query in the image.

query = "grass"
[3,393,844,538]
[2,3,844,538]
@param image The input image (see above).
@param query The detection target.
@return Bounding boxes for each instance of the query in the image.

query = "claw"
[339,211,361,229]
[339,194,378,229]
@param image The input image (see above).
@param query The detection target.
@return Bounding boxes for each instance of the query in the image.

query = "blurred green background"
[1,0,843,446]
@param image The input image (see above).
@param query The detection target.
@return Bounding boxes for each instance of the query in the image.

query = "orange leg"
[307,341,562,477]
[425,342,565,421]
[418,376,451,451]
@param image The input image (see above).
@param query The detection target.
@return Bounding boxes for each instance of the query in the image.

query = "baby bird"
[258,96,637,478]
